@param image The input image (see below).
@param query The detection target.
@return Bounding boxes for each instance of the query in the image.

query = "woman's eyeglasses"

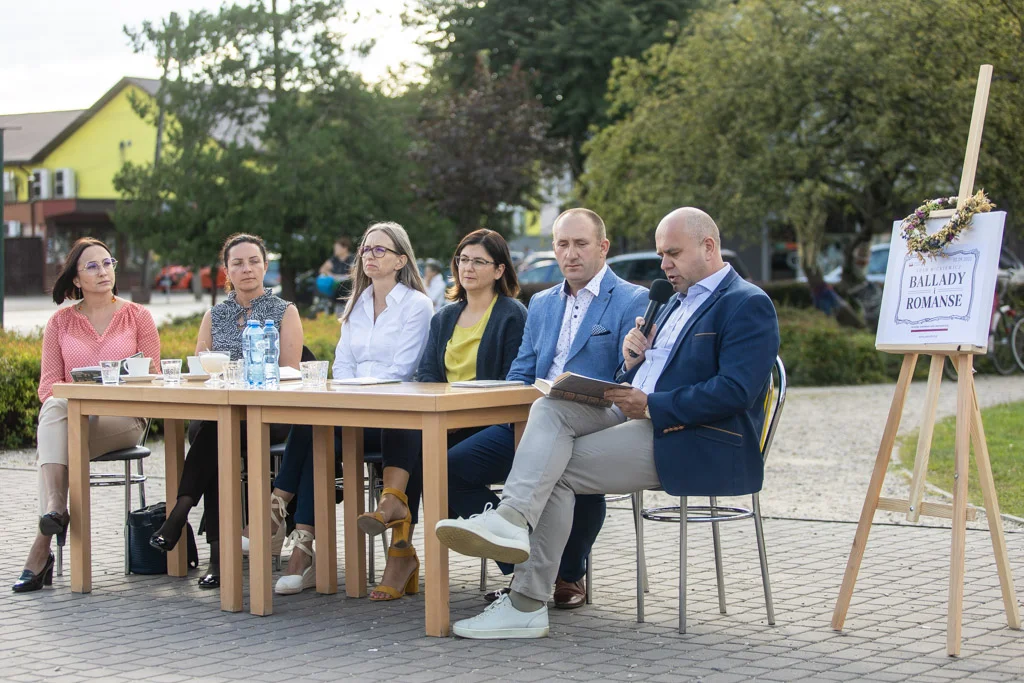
[359,245,401,259]
[79,258,118,274]
[457,256,496,268]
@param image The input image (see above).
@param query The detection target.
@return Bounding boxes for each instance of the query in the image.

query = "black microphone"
[629,279,674,358]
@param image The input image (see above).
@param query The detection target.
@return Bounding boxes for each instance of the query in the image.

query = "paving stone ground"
[2,377,1024,681]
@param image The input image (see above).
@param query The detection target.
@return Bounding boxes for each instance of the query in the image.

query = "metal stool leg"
[679,495,688,635]
[124,461,132,575]
[585,552,592,604]
[709,496,726,614]
[367,468,376,584]
[635,490,645,623]
[137,458,146,508]
[480,558,488,591]
[752,493,776,625]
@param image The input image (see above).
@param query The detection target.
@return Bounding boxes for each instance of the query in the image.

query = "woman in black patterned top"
[149,234,303,588]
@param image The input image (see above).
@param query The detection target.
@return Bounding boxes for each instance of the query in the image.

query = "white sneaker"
[452,593,549,639]
[434,505,530,565]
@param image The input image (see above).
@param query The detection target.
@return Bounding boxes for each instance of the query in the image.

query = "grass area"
[898,401,1024,518]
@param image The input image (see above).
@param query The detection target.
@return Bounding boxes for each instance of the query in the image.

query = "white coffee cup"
[187,356,203,374]
[124,357,152,376]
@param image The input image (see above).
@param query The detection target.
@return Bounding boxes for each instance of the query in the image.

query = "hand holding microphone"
[626,279,674,360]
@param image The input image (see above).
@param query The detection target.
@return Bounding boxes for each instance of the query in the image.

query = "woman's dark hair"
[52,237,118,304]
[220,233,268,292]
[448,229,520,302]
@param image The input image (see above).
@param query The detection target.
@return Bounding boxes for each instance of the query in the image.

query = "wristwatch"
[643,405,651,420]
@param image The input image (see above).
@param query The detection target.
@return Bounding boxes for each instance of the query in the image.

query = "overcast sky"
[0,0,428,115]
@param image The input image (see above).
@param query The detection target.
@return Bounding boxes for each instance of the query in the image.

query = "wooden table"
[236,382,537,635]
[51,381,247,612]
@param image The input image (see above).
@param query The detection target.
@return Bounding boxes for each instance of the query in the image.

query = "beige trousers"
[502,397,662,602]
[36,397,146,516]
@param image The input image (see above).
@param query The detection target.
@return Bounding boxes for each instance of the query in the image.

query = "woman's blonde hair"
[339,221,426,324]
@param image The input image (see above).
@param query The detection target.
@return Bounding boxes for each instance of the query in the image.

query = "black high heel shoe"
[149,520,185,553]
[39,511,70,540]
[12,553,55,593]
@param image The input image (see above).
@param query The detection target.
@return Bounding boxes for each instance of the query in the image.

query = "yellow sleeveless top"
[444,296,497,382]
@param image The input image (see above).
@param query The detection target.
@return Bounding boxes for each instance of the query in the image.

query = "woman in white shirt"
[243,221,432,595]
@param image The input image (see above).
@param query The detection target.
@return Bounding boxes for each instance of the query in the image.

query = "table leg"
[217,405,243,612]
[68,400,91,594]
[341,427,365,597]
[248,407,273,615]
[163,419,187,577]
[422,413,449,636]
[313,425,338,594]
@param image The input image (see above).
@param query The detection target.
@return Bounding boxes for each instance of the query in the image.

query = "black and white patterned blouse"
[210,288,291,360]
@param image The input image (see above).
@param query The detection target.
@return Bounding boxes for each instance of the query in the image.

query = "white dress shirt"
[333,282,434,381]
[545,264,609,381]
[631,264,732,394]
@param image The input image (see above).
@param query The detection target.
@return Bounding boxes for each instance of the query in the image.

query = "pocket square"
[590,324,611,337]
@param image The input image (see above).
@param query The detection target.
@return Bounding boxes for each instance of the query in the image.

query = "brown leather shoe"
[553,577,587,609]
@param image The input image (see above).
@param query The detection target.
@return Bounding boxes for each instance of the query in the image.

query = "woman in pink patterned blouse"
[12,237,160,593]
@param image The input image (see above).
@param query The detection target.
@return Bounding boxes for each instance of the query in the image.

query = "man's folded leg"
[554,493,606,608]
[449,416,660,639]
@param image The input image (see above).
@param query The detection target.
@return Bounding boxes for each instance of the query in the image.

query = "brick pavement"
[2,465,1023,682]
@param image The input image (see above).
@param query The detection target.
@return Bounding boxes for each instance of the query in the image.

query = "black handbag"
[127,502,199,574]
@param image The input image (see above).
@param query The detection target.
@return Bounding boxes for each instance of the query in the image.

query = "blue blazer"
[621,268,780,496]
[415,295,528,382]
[507,268,647,384]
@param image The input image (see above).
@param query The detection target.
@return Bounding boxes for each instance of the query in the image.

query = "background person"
[423,258,447,311]
[258,221,433,595]
[149,233,303,589]
[14,238,160,593]
[444,208,647,609]
[362,229,527,601]
[436,207,780,639]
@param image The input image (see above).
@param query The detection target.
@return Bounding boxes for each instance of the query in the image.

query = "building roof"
[0,110,86,163]
[1,76,264,165]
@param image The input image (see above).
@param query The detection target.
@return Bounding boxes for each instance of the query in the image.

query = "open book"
[533,372,623,408]
[71,352,142,383]
[331,377,401,386]
[450,380,525,388]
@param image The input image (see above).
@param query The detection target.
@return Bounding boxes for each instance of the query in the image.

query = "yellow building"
[2,77,161,294]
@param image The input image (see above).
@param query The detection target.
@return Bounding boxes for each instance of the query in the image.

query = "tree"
[583,0,1024,314]
[114,0,423,302]
[409,61,564,240]
[412,0,701,177]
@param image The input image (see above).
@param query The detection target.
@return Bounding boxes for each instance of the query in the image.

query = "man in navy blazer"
[446,208,647,608]
[436,207,780,638]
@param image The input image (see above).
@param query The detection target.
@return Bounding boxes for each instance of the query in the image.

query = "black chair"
[56,419,153,576]
[633,355,787,633]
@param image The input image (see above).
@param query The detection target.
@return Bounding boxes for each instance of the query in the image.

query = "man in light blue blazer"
[447,208,647,608]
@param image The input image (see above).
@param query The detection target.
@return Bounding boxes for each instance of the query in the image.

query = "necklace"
[77,295,117,312]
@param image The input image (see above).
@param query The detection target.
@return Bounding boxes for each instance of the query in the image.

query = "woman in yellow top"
[358,229,527,600]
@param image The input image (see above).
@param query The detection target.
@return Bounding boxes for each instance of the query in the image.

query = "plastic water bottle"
[243,320,266,388]
[263,320,280,389]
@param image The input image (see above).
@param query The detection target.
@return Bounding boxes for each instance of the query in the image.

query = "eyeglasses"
[359,245,401,259]
[457,256,496,269]
[79,258,118,274]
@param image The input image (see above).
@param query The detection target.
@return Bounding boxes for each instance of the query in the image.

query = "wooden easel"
[830,65,1021,657]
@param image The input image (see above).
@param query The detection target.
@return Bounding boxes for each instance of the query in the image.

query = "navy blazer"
[507,268,647,384]
[415,295,528,382]
[621,268,780,496]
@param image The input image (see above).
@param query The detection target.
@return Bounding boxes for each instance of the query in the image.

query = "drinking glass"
[315,361,329,387]
[300,361,319,388]
[199,350,231,387]
[224,360,245,387]
[161,359,183,384]
[100,360,121,385]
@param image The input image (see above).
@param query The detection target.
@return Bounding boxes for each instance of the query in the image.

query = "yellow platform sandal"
[369,545,420,601]
[356,487,411,540]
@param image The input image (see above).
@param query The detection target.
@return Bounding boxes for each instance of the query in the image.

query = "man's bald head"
[655,207,726,293]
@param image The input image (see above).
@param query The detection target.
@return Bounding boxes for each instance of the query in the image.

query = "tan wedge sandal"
[369,545,419,601]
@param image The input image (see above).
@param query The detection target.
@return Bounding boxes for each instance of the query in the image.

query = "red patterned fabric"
[38,301,161,402]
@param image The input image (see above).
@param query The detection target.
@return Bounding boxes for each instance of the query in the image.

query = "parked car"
[516,249,752,303]
[153,265,193,291]
[812,243,1023,285]
[518,250,556,273]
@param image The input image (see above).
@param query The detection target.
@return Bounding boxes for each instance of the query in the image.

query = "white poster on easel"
[875,211,1006,348]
